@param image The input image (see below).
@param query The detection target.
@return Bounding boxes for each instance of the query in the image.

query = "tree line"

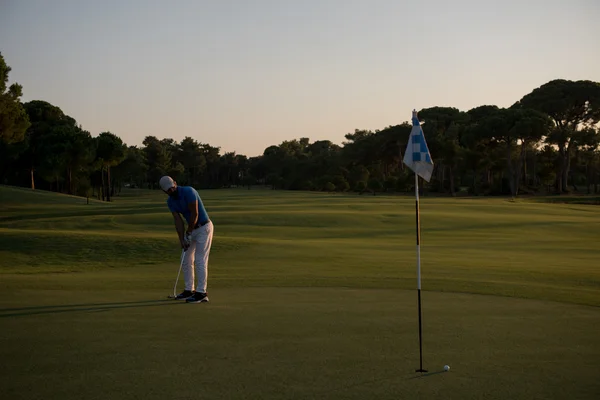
[2,51,600,200]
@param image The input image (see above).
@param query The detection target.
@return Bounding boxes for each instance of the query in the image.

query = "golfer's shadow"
[0,299,183,318]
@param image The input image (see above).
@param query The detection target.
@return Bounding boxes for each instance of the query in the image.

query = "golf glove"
[184,232,192,246]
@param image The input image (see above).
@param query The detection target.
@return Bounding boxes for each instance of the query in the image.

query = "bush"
[396,172,413,192]
[368,178,383,195]
[289,179,313,191]
[323,182,336,192]
[333,176,350,192]
[75,179,93,198]
[354,181,367,194]
[384,176,398,192]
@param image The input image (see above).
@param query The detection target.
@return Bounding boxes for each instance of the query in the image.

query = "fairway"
[1,186,599,399]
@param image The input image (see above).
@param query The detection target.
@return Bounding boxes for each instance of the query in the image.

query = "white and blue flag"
[403,110,434,182]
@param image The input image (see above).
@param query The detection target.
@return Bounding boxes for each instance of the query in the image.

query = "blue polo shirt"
[167,186,209,226]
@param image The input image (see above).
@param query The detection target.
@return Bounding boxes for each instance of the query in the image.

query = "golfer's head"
[159,176,177,195]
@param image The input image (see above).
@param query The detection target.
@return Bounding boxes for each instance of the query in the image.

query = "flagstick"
[415,172,427,373]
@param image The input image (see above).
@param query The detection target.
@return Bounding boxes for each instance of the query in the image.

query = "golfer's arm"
[187,201,198,233]
[172,212,185,242]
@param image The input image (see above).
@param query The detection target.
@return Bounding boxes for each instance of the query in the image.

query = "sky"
[1,0,599,157]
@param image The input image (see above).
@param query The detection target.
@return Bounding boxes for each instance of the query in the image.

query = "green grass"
[1,185,599,399]
[528,194,600,205]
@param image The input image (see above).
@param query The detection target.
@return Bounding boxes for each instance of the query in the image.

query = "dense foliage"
[1,52,599,199]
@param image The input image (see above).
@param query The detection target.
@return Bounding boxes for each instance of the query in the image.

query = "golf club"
[167,249,185,298]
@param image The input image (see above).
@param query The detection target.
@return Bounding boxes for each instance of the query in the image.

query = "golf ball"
[444,365,450,371]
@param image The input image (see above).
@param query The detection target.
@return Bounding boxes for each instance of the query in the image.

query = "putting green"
[0,186,599,399]
[1,286,598,399]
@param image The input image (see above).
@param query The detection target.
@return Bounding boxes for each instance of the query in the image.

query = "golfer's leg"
[183,241,197,292]
[194,222,213,294]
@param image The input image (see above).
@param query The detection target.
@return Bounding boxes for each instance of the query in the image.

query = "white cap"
[159,176,175,191]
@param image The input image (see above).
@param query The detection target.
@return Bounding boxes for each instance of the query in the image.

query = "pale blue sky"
[1,0,599,156]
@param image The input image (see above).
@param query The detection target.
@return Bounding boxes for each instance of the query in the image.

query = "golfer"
[160,176,213,303]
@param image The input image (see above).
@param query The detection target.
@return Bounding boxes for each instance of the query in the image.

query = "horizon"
[1,0,599,157]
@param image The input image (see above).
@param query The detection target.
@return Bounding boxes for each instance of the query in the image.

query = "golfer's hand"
[181,240,190,251]
[181,232,192,251]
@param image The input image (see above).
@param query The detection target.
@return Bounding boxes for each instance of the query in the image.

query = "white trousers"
[183,221,213,293]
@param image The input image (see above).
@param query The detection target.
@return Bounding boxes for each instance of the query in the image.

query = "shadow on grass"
[0,299,183,318]
[408,370,448,379]
[313,369,448,396]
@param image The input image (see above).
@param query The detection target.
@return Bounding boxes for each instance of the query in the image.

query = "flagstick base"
[415,369,428,373]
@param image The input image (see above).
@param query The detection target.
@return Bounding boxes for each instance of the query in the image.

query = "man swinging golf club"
[160,176,213,303]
